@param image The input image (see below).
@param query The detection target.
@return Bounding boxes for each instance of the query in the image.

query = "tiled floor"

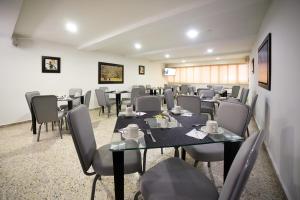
[0,108,286,200]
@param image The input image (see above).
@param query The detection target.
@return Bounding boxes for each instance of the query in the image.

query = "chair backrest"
[180,85,189,95]
[164,89,174,110]
[199,89,215,98]
[219,130,265,200]
[241,88,249,104]
[25,91,40,110]
[217,101,251,137]
[99,87,108,91]
[131,87,142,105]
[84,90,91,108]
[138,85,146,95]
[95,89,108,107]
[239,88,245,101]
[250,94,258,116]
[231,86,240,98]
[69,88,82,97]
[31,95,58,124]
[177,95,201,114]
[67,105,97,173]
[212,85,223,92]
[136,96,161,112]
[188,86,195,95]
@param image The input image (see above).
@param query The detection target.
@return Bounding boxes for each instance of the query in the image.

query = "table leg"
[174,146,179,157]
[224,141,241,182]
[181,147,186,160]
[150,89,153,95]
[68,100,73,110]
[116,93,121,116]
[113,151,124,200]
[154,90,157,95]
[31,105,36,134]
[80,96,84,104]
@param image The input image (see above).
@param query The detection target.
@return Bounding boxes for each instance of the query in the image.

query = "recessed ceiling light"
[134,43,142,49]
[206,48,214,53]
[65,22,78,33]
[181,60,186,63]
[165,54,170,58]
[216,57,220,60]
[186,29,199,39]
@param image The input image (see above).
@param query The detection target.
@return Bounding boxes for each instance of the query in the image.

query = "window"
[165,64,248,84]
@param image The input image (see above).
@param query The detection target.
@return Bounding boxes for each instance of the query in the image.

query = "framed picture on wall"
[258,33,271,90]
[139,65,145,75]
[98,62,124,84]
[42,56,61,73]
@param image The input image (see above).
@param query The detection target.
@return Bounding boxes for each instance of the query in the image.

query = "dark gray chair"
[230,85,240,98]
[177,95,201,114]
[122,87,144,109]
[31,95,65,141]
[180,85,189,95]
[246,94,258,137]
[184,101,251,167]
[241,88,249,104]
[67,105,142,200]
[199,89,215,119]
[138,130,265,200]
[136,96,161,112]
[25,91,40,130]
[60,88,82,110]
[95,89,115,117]
[84,90,91,108]
[164,89,175,110]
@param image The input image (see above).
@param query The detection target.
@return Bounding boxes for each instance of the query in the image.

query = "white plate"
[200,126,224,134]
[121,130,144,140]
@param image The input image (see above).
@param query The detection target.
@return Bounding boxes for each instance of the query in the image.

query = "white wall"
[249,1,300,199]
[0,37,165,125]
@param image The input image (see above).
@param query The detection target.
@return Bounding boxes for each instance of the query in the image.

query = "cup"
[124,124,139,138]
[174,106,181,113]
[206,120,218,133]
[125,106,133,115]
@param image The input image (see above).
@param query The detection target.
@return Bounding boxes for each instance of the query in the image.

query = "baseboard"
[253,116,290,200]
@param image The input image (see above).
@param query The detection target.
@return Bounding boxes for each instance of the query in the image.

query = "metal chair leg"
[37,123,43,142]
[45,123,48,132]
[52,122,54,131]
[160,148,163,154]
[91,174,101,200]
[246,127,249,137]
[207,162,211,168]
[58,120,62,139]
[143,149,148,173]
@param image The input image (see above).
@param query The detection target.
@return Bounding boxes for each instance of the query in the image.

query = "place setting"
[118,106,147,117]
[186,120,224,140]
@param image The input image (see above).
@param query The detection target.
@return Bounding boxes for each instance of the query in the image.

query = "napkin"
[186,128,207,139]
[181,113,193,117]
[136,112,146,116]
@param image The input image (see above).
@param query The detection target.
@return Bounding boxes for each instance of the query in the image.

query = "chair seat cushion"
[184,143,224,162]
[92,141,142,176]
[140,157,219,200]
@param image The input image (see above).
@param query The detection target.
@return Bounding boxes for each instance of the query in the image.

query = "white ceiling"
[13,0,271,63]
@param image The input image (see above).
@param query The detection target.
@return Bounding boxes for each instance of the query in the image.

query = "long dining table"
[109,111,243,200]
[31,95,84,134]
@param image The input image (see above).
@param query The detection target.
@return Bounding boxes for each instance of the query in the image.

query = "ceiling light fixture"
[206,48,214,53]
[65,22,78,33]
[134,43,142,49]
[181,60,186,63]
[216,57,220,60]
[186,29,199,39]
[165,54,170,58]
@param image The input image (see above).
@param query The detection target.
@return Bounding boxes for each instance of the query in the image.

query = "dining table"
[31,95,84,134]
[105,90,130,116]
[109,111,243,200]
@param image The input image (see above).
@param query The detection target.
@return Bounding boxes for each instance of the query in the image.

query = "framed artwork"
[42,56,61,73]
[258,33,271,90]
[98,62,124,84]
[252,58,255,74]
[139,65,145,75]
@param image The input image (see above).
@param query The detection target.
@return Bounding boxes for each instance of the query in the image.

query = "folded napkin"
[181,113,193,117]
[186,128,207,139]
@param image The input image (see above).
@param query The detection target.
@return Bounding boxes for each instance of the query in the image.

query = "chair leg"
[30,125,32,131]
[91,174,101,200]
[161,148,163,154]
[65,117,68,130]
[37,123,43,142]
[143,149,148,173]
[207,162,211,168]
[194,160,199,167]
[45,123,48,132]
[52,122,54,131]
[58,120,62,139]
[246,127,249,137]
